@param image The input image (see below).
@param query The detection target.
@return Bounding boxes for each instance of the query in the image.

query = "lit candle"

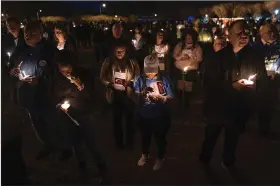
[22,70,27,78]
[182,66,189,81]
[61,100,70,110]
[243,74,257,85]
[6,52,11,67]
[132,39,137,47]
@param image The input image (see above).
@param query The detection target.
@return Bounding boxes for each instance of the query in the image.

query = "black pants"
[2,137,29,185]
[200,103,252,166]
[138,115,171,160]
[113,92,135,148]
[175,69,198,110]
[74,115,107,169]
[258,81,279,136]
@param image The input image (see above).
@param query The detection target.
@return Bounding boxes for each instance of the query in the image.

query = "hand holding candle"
[183,66,189,72]
[61,100,70,112]
[7,52,11,67]
[243,74,257,85]
[67,76,84,91]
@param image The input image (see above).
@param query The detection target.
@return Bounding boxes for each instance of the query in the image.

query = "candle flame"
[248,74,257,81]
[61,100,70,110]
[22,71,26,78]
[183,66,189,72]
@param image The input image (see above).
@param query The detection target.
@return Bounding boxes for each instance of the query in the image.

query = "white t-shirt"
[113,70,127,91]
[57,42,66,50]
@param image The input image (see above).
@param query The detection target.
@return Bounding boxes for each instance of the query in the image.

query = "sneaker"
[137,154,149,167]
[153,159,164,171]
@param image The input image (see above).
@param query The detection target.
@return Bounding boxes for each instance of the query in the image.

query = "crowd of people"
[1,15,280,184]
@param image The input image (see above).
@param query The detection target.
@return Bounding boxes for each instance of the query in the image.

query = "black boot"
[97,164,110,184]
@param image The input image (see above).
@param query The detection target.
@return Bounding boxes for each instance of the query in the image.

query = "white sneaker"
[153,159,164,171]
[137,154,149,167]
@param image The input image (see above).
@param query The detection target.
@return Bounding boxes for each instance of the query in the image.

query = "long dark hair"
[155,30,168,45]
[54,23,68,42]
[181,28,198,50]
[103,45,134,80]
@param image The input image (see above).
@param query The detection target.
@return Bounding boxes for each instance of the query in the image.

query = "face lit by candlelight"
[213,37,226,52]
[146,73,157,79]
[260,23,277,44]
[112,23,123,39]
[115,46,126,60]
[228,21,249,50]
[6,19,20,38]
[156,32,164,44]
[54,28,65,42]
[185,34,193,46]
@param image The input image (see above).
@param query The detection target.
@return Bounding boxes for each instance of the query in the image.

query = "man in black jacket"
[200,20,267,170]
[255,23,280,137]
[2,17,25,71]
[9,20,58,159]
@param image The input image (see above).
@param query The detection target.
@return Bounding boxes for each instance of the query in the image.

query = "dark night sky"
[1,1,260,20]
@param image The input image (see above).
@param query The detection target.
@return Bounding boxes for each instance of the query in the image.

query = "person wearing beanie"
[133,54,174,171]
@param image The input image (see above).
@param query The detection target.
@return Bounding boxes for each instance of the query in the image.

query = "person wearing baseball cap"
[133,54,174,171]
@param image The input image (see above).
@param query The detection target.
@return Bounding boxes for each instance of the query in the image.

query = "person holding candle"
[2,16,25,71]
[133,54,174,171]
[100,41,140,150]
[255,23,280,137]
[54,23,77,53]
[149,30,171,76]
[132,26,148,73]
[9,20,58,159]
[199,20,267,170]
[173,28,203,110]
[51,50,109,184]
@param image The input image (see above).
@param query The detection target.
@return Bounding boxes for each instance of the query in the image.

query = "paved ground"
[7,48,280,185]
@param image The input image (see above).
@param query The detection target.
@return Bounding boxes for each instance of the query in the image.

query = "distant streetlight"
[154,14,157,17]
[100,3,106,14]
[275,9,279,15]
[37,10,42,20]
